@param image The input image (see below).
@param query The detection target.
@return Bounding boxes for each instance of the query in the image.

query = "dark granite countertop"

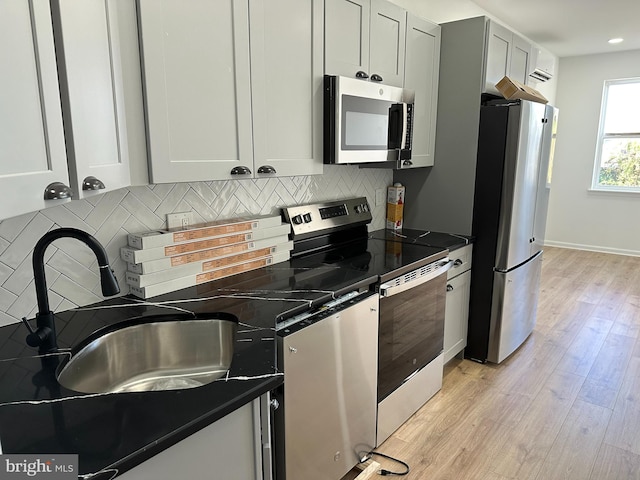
[0,257,380,478]
[0,232,453,478]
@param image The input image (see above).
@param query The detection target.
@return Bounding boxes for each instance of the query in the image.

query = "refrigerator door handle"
[495,250,543,274]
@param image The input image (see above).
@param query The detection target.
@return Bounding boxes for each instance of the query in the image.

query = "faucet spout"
[25,227,120,354]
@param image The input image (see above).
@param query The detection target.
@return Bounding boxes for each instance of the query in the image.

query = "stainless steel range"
[274,198,450,479]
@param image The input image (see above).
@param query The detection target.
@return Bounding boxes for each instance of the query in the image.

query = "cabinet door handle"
[82,176,105,191]
[453,259,463,266]
[257,165,276,174]
[447,284,454,292]
[402,159,413,167]
[230,166,252,175]
[355,70,369,79]
[370,74,383,82]
[44,182,72,200]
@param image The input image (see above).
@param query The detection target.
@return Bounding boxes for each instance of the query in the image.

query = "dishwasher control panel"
[276,290,375,335]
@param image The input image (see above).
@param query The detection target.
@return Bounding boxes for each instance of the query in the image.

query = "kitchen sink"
[57,313,237,394]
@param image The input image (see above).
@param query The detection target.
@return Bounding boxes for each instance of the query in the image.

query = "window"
[592,78,640,192]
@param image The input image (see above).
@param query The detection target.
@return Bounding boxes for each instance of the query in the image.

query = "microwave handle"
[387,103,407,150]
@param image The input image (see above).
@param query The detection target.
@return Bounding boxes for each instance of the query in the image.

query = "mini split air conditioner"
[529,46,555,82]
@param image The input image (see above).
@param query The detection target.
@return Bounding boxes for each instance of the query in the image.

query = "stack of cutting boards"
[121,215,292,299]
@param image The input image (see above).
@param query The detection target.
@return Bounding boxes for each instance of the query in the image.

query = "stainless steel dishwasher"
[273,291,378,480]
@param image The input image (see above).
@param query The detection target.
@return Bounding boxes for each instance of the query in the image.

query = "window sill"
[587,188,640,197]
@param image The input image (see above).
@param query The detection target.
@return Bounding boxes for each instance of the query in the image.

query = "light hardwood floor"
[361,246,640,480]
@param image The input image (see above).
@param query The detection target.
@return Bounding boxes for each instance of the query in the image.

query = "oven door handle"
[379,259,452,298]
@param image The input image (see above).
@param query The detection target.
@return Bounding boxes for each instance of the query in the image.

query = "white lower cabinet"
[117,395,272,480]
[444,245,472,363]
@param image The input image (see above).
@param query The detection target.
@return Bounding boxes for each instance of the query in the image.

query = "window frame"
[591,77,640,193]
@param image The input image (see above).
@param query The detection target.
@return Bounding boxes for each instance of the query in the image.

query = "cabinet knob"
[270,398,280,410]
[355,70,369,79]
[82,176,105,191]
[43,182,72,200]
[230,166,252,175]
[447,284,454,292]
[257,165,277,174]
[370,74,383,82]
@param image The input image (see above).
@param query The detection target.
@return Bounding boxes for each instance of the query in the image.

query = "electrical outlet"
[167,211,193,229]
[375,189,386,207]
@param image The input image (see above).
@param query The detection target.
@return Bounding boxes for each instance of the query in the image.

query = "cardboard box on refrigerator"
[495,76,548,104]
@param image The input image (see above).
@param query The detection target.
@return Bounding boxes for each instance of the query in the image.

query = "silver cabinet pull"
[44,182,72,200]
[230,166,252,175]
[82,176,105,191]
[257,165,276,174]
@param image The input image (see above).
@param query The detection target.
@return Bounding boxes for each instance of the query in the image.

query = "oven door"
[377,259,451,402]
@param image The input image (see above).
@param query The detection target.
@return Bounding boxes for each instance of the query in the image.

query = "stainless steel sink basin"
[57,313,237,394]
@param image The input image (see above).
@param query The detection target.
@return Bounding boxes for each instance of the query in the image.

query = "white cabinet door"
[484,20,512,95]
[444,269,470,364]
[324,0,370,78]
[117,400,263,480]
[510,34,531,86]
[0,0,70,220]
[325,0,406,87]
[249,0,323,177]
[403,14,440,168]
[138,0,254,182]
[54,0,131,198]
[369,0,406,88]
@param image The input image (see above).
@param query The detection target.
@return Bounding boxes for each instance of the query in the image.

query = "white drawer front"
[447,244,473,279]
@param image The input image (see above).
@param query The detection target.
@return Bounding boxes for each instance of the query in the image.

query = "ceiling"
[471,0,640,57]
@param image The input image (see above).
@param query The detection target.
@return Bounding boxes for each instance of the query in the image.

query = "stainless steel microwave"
[324,75,414,167]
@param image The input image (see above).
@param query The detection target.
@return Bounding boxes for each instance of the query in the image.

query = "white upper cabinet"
[369,0,406,88]
[249,0,324,177]
[0,0,134,221]
[0,0,70,220]
[325,0,406,88]
[484,19,531,95]
[403,14,440,168]
[54,0,131,199]
[510,34,532,85]
[138,0,323,183]
[137,0,253,182]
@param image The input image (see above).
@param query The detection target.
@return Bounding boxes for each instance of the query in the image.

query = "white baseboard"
[544,240,640,258]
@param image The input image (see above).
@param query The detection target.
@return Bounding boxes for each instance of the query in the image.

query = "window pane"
[597,137,640,187]
[603,83,640,133]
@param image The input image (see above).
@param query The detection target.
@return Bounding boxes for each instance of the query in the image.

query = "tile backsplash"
[0,165,391,326]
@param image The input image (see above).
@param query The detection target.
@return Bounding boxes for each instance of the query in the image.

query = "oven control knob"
[354,205,362,214]
[303,213,312,223]
[292,215,303,225]
[362,203,369,213]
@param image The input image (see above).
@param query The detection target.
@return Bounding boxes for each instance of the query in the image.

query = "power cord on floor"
[359,451,410,476]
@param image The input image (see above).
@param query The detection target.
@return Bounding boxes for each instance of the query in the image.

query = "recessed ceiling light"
[608,38,624,44]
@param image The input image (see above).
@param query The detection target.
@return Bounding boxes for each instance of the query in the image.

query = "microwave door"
[388,103,407,150]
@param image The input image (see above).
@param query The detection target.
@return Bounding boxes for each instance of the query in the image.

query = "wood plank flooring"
[351,247,640,480]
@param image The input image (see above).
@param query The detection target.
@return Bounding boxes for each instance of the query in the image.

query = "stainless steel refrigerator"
[466,99,558,364]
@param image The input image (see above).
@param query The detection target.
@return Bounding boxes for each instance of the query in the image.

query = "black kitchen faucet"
[22,228,120,354]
